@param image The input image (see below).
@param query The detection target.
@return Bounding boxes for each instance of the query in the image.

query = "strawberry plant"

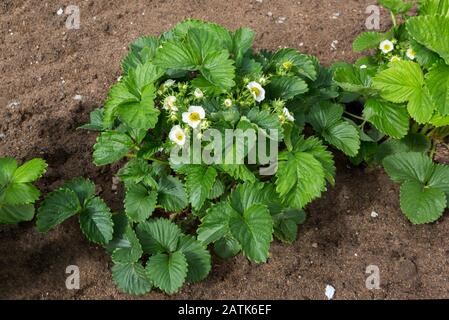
[37,19,361,295]
[0,157,47,224]
[333,0,449,224]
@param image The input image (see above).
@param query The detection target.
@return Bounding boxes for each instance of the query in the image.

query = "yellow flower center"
[282,60,293,70]
[189,112,201,122]
[251,87,260,97]
[176,133,184,141]
[383,44,391,51]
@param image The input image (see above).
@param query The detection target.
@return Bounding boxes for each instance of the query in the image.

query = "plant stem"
[391,12,398,27]
[145,157,168,164]
[127,153,136,158]
[430,143,437,160]
[344,111,365,121]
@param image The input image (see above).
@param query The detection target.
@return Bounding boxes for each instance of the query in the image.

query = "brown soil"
[1,0,448,300]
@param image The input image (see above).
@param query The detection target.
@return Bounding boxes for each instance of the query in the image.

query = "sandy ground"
[1,0,449,300]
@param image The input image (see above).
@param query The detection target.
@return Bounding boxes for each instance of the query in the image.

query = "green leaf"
[325,122,361,156]
[111,226,143,263]
[352,32,388,52]
[363,99,409,139]
[184,166,217,210]
[79,108,105,131]
[308,104,360,157]
[136,218,181,254]
[426,63,449,115]
[407,86,435,124]
[36,189,81,232]
[197,201,235,244]
[214,235,241,259]
[134,62,164,90]
[200,51,236,90]
[117,85,160,131]
[406,15,449,64]
[231,27,256,66]
[2,183,40,205]
[157,175,188,212]
[374,134,431,162]
[419,0,449,16]
[79,197,114,245]
[373,61,424,103]
[267,76,308,101]
[103,82,139,128]
[208,179,225,200]
[229,203,273,263]
[0,158,17,186]
[122,36,159,74]
[273,209,306,244]
[219,164,256,183]
[154,28,235,90]
[118,158,157,188]
[62,177,96,205]
[430,113,449,127]
[125,184,157,222]
[333,63,373,94]
[178,235,211,283]
[0,204,34,224]
[112,262,152,295]
[12,158,47,183]
[400,180,446,224]
[379,0,413,14]
[93,131,134,166]
[383,152,435,184]
[269,48,317,80]
[276,148,326,209]
[146,251,188,294]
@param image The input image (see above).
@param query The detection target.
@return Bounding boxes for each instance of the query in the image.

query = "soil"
[1,0,449,300]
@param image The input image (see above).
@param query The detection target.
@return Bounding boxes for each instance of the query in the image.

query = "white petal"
[188,106,206,119]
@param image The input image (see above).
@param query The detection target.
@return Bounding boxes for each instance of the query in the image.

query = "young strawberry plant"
[37,19,361,295]
[333,0,449,224]
[0,157,47,224]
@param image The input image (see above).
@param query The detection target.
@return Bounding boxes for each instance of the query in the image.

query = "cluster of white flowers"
[379,39,416,61]
[168,105,206,146]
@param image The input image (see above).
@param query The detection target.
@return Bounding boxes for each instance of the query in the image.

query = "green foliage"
[37,19,349,296]
[0,157,47,224]
[335,1,449,224]
[37,178,114,245]
[383,153,449,224]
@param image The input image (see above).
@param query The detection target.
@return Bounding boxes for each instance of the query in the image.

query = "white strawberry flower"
[406,48,416,60]
[193,88,204,99]
[282,107,295,122]
[379,40,394,54]
[169,125,186,146]
[182,106,206,129]
[163,96,178,112]
[360,64,367,69]
[247,81,266,102]
[224,98,233,108]
[390,55,401,62]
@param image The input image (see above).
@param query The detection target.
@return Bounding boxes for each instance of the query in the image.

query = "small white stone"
[267,11,273,17]
[325,285,336,300]
[73,94,83,101]
[299,42,304,46]
[371,211,379,218]
[255,0,263,3]
[312,243,318,248]
[111,176,120,191]
[277,16,287,24]
[331,40,339,50]
[0,133,6,139]
[57,8,64,16]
